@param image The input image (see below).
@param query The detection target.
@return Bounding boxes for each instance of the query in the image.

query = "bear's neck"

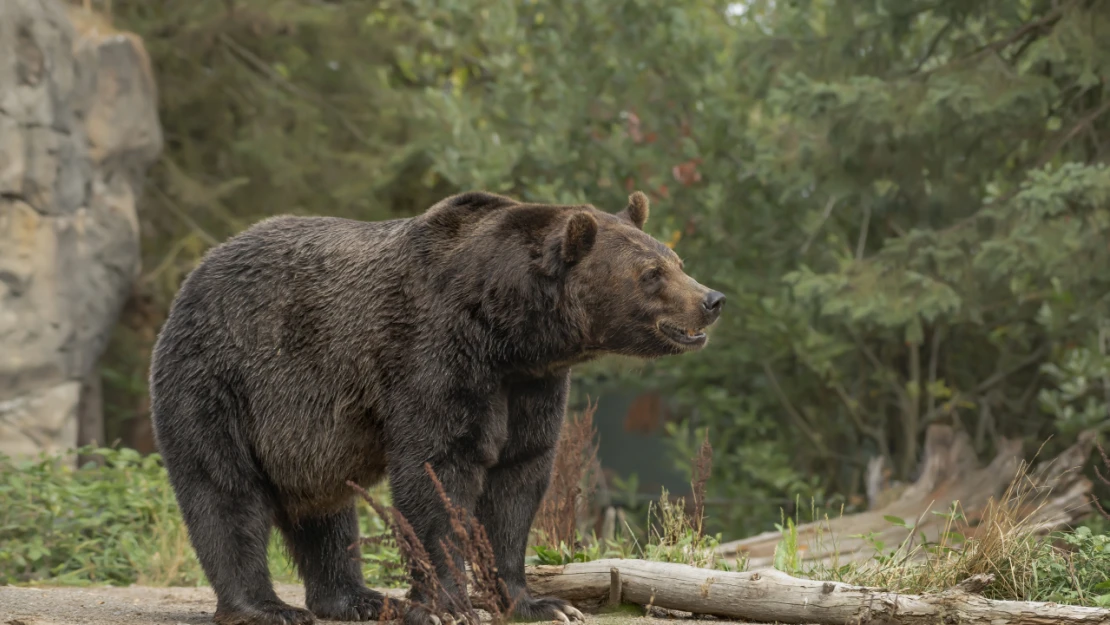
[444,293,592,375]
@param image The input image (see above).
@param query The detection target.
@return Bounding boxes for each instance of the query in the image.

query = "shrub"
[0,447,202,586]
[0,447,401,587]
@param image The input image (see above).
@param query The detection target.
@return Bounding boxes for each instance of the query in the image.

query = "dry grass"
[348,464,515,625]
[134,513,205,587]
[527,420,727,570]
[348,480,433,621]
[426,465,516,622]
[804,459,1070,601]
[532,403,601,550]
[690,433,713,541]
[635,432,723,570]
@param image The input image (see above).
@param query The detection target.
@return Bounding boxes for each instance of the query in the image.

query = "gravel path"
[0,584,788,625]
[0,583,329,625]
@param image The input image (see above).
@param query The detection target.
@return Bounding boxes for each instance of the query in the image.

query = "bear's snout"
[702,290,725,321]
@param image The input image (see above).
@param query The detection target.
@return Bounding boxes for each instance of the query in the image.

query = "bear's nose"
[702,290,726,318]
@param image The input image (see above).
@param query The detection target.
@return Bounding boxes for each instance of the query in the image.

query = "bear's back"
[155,214,416,371]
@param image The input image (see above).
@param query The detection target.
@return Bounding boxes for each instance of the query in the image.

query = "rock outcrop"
[0,0,162,461]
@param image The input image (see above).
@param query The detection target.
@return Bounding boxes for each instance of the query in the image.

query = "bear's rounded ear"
[562,212,599,264]
[617,191,649,230]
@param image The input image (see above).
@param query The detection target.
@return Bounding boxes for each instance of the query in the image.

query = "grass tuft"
[775,459,1110,606]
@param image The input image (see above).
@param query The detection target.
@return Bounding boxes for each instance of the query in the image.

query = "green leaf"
[883,515,909,528]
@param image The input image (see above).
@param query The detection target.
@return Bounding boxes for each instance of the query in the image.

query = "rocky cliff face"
[0,0,162,461]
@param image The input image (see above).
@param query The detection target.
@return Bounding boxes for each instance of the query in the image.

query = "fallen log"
[715,425,1098,571]
[526,558,1110,625]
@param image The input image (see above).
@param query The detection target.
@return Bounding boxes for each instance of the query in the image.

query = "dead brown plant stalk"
[348,469,517,625]
[347,481,435,621]
[424,463,516,623]
[690,432,713,539]
[534,403,600,549]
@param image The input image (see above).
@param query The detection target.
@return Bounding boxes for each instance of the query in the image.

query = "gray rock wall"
[0,0,162,461]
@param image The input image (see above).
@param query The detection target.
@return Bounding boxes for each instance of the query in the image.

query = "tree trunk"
[526,559,1110,624]
[76,367,105,467]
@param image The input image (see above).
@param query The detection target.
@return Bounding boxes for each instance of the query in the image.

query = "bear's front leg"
[388,450,485,625]
[475,374,586,624]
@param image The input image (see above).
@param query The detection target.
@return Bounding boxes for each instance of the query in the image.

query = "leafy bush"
[0,447,202,586]
[0,447,402,587]
[1039,527,1110,606]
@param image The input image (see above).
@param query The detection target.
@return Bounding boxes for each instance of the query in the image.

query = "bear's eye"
[642,267,664,283]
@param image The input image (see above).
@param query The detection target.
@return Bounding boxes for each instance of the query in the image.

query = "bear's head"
[555,191,725,359]
[421,189,724,364]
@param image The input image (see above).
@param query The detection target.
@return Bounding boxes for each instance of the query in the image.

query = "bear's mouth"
[658,322,707,348]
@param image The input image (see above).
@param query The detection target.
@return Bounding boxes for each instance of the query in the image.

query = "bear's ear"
[561,212,599,264]
[617,191,649,230]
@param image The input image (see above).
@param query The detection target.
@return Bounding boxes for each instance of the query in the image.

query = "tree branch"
[907,19,954,75]
[1035,99,1110,170]
[855,204,872,260]
[926,324,943,418]
[762,361,829,456]
[971,3,1071,61]
[830,381,888,457]
[217,33,377,151]
[852,332,911,408]
[903,341,922,478]
[919,345,1048,433]
[799,196,838,255]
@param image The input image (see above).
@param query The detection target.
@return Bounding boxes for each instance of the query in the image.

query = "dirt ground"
[0,584,786,625]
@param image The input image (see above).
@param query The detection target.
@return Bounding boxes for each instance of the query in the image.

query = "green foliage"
[529,538,631,566]
[772,516,802,576]
[1039,343,1110,436]
[640,489,723,569]
[95,0,1110,538]
[771,493,1110,607]
[1038,527,1110,606]
[0,447,403,588]
[0,447,203,586]
[528,487,732,571]
[741,0,1110,500]
[352,503,408,589]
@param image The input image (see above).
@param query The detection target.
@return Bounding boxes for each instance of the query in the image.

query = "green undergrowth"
[765,491,1110,608]
[0,447,400,587]
[529,488,1110,608]
[528,487,745,572]
[6,447,1110,609]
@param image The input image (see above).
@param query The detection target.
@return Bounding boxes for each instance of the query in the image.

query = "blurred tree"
[90,0,1109,536]
[99,0,459,447]
[701,0,1110,527]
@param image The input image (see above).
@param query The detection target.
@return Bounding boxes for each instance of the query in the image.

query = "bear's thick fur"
[150,191,724,625]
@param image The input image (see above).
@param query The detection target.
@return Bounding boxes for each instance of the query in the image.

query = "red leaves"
[620,110,703,200]
[672,158,703,186]
[626,110,644,144]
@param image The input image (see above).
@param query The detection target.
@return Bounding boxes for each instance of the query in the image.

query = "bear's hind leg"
[278,505,403,621]
[174,469,314,625]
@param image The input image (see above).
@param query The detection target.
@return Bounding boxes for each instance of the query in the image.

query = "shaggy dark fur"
[149,191,724,625]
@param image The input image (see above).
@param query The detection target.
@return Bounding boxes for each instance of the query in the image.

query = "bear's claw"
[552,606,586,624]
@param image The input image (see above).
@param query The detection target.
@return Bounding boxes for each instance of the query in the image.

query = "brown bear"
[149,190,724,625]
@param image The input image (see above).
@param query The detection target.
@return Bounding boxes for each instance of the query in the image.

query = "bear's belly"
[251,402,389,519]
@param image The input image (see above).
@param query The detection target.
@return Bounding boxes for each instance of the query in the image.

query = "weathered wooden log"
[526,558,1110,624]
[715,425,1098,571]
